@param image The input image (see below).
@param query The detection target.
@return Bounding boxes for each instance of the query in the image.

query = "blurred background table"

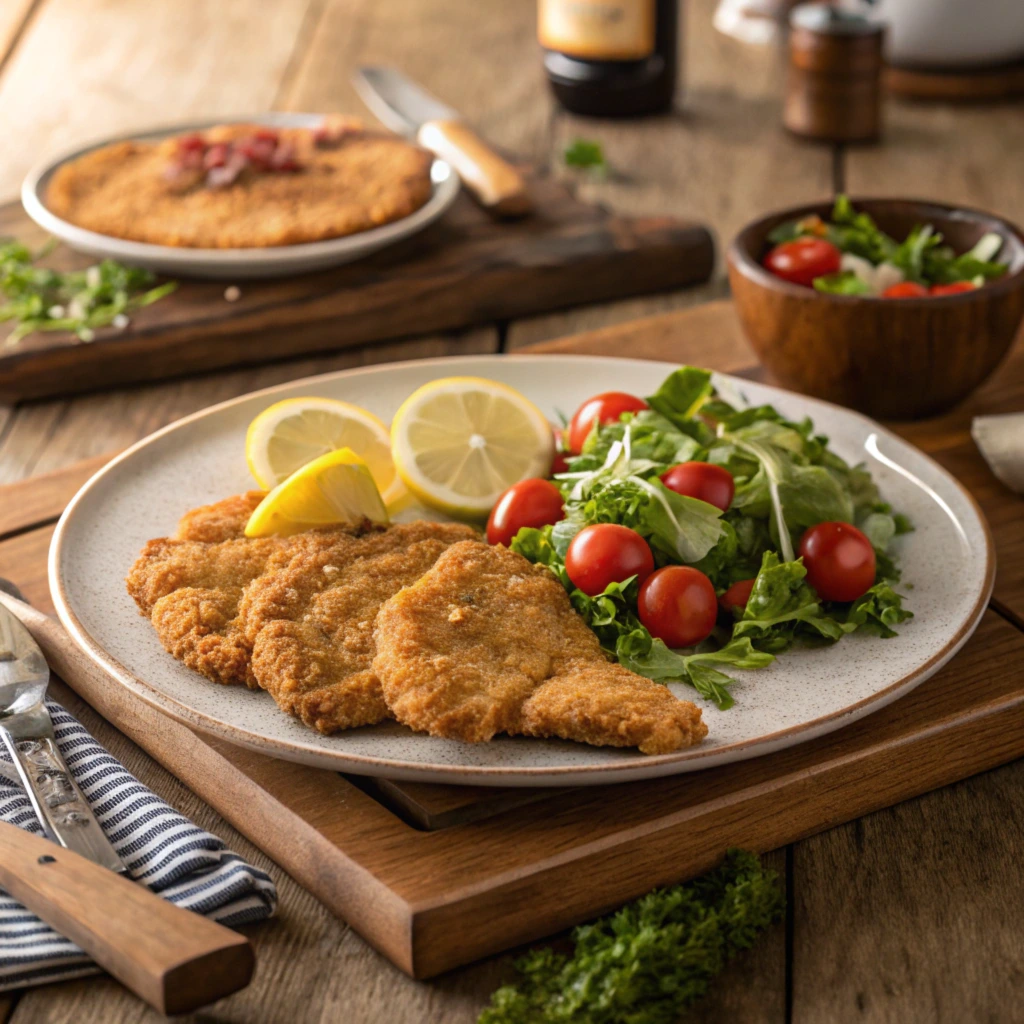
[0,0,1021,1021]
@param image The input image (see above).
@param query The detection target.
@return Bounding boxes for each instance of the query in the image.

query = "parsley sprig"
[480,849,784,1023]
[0,239,176,347]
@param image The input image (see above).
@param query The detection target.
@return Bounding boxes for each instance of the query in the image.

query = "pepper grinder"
[784,4,885,143]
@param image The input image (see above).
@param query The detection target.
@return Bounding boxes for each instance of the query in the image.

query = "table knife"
[354,66,532,218]
[0,583,255,1015]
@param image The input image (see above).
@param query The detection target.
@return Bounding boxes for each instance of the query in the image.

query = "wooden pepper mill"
[784,3,885,143]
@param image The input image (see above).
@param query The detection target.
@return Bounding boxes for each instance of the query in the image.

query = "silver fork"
[0,579,124,872]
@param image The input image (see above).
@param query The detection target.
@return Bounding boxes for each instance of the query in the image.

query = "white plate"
[21,113,460,280]
[49,355,994,786]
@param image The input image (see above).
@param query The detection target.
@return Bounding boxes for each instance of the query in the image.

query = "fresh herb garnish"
[0,239,176,347]
[563,138,607,175]
[479,848,785,1024]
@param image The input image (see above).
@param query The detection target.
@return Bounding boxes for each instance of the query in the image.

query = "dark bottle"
[539,0,679,117]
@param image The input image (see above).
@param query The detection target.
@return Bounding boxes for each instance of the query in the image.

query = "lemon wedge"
[390,377,554,517]
[244,447,389,537]
[246,396,404,505]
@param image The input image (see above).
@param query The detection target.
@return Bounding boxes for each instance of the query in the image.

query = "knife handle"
[417,119,531,218]
[0,820,254,1014]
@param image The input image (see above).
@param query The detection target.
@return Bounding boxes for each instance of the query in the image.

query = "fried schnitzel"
[237,522,480,734]
[47,122,433,248]
[125,492,340,686]
[372,542,707,755]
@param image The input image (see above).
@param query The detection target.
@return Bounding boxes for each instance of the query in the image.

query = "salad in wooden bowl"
[728,197,1024,419]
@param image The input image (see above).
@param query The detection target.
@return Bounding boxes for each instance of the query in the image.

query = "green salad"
[509,367,913,710]
[763,195,1007,297]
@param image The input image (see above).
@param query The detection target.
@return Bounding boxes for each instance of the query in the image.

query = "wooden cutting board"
[0,174,713,402]
[2,301,1023,980]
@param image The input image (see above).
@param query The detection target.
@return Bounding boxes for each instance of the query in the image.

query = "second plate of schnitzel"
[49,355,993,786]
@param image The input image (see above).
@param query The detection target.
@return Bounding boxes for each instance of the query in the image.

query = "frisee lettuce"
[479,848,785,1024]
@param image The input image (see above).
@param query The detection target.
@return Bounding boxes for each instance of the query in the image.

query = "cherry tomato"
[881,281,928,299]
[567,392,649,454]
[638,566,718,648]
[763,238,842,288]
[660,462,735,512]
[550,429,570,476]
[719,578,756,615]
[486,478,564,547]
[565,524,654,597]
[929,281,977,296]
[798,521,876,602]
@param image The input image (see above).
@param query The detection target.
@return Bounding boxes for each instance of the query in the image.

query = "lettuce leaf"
[646,366,716,439]
[732,552,853,651]
[813,271,871,295]
[845,582,914,637]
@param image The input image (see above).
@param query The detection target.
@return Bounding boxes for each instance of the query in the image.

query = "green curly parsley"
[480,848,784,1024]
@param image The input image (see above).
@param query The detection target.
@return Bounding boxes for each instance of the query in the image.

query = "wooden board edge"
[406,673,1024,976]
[0,221,714,403]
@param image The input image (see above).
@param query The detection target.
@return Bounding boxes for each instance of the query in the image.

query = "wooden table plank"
[792,759,1024,1023]
[0,0,314,198]
[0,0,36,72]
[844,99,1024,226]
[0,331,496,485]
[507,0,834,350]
[280,0,554,164]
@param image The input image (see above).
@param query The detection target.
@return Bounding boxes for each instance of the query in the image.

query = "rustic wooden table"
[0,1,1022,1021]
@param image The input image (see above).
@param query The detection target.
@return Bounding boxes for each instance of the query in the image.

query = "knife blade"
[0,601,124,873]
[354,66,531,218]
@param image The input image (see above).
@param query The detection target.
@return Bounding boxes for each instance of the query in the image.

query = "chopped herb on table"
[480,848,784,1024]
[563,138,607,175]
[0,239,177,347]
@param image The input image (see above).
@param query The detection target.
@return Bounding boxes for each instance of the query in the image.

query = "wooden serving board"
[2,301,1023,981]
[0,173,714,403]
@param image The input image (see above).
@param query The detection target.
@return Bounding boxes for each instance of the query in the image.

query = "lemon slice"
[246,397,403,505]
[244,448,388,538]
[390,377,554,517]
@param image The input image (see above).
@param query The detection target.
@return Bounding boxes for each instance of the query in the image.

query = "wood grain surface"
[0,185,713,402]
[1,0,1023,1020]
[3,494,1024,981]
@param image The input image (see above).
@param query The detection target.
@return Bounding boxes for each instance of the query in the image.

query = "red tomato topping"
[881,281,928,299]
[798,522,876,602]
[719,578,756,615]
[565,524,654,597]
[929,281,978,296]
[486,478,564,548]
[567,392,649,454]
[763,238,842,287]
[660,462,735,512]
[638,566,718,648]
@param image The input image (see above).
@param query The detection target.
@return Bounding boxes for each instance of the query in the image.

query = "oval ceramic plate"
[21,113,460,280]
[50,355,994,786]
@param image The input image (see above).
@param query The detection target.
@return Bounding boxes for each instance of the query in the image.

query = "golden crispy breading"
[372,542,707,755]
[174,491,267,543]
[46,126,433,248]
[125,494,355,687]
[237,522,480,734]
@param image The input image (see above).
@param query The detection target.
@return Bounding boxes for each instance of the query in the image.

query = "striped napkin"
[0,701,277,992]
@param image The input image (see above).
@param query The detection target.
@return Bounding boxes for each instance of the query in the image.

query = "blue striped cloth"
[0,701,277,992]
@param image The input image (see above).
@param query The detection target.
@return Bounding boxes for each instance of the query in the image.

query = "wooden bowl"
[727,198,1024,419]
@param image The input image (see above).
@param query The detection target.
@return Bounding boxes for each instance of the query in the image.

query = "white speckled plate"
[21,113,460,280]
[49,356,994,786]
